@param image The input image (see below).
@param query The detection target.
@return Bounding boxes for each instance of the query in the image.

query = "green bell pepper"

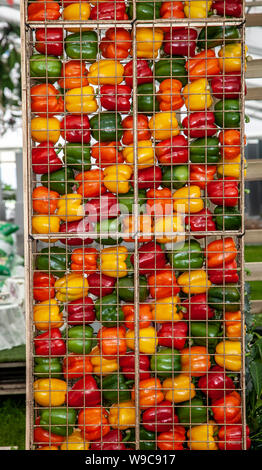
[34,357,62,378]
[35,247,70,278]
[161,165,188,190]
[65,31,98,61]
[62,143,91,171]
[117,275,149,302]
[40,407,77,436]
[90,112,123,142]
[128,2,161,19]
[124,427,156,450]
[190,137,220,164]
[208,286,241,312]
[191,321,221,350]
[30,54,62,82]
[150,347,181,377]
[41,167,75,195]
[213,206,242,231]
[137,83,160,114]
[214,99,240,128]
[197,25,240,50]
[100,373,131,404]
[168,240,204,271]
[67,325,93,354]
[94,218,122,246]
[154,58,188,87]
[176,397,207,424]
[118,188,147,214]
[95,293,124,327]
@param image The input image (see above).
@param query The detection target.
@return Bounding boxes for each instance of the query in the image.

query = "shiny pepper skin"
[57,194,84,222]
[103,164,133,194]
[162,374,196,403]
[54,273,89,302]
[173,185,204,214]
[34,378,67,407]
[187,422,218,450]
[109,401,136,430]
[184,0,212,18]
[183,78,213,111]
[215,340,242,371]
[100,246,129,278]
[33,298,63,331]
[177,269,211,295]
[211,391,242,425]
[181,346,211,377]
[88,60,124,86]
[65,86,98,114]
[132,378,164,410]
[135,27,164,59]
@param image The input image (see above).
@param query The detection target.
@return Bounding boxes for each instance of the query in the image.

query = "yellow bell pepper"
[32,215,60,242]
[56,194,85,222]
[184,1,212,18]
[122,214,152,243]
[177,269,211,294]
[134,27,164,59]
[218,43,248,74]
[55,273,88,302]
[63,3,91,32]
[88,60,124,85]
[103,164,133,194]
[162,374,196,403]
[60,429,90,450]
[89,346,118,375]
[31,117,60,144]
[122,140,154,169]
[154,214,184,244]
[33,298,63,330]
[187,422,219,450]
[173,185,204,214]
[126,326,158,354]
[100,246,129,278]
[150,295,182,323]
[215,340,241,371]
[217,155,247,179]
[65,85,98,114]
[34,378,67,407]
[109,401,136,430]
[149,112,179,141]
[183,78,213,111]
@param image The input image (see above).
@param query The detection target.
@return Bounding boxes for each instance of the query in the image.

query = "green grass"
[245,245,262,263]
[0,345,25,363]
[0,396,25,449]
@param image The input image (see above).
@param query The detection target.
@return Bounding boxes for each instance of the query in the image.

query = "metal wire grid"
[20,0,247,451]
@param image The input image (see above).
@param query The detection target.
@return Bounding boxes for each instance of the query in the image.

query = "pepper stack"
[22,0,250,451]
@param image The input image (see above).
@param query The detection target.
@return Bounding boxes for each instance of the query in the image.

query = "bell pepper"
[61,115,91,143]
[164,28,197,57]
[131,378,164,410]
[121,215,152,243]
[91,142,123,168]
[75,168,106,198]
[149,111,179,141]
[207,177,239,207]
[32,186,59,217]
[208,259,239,285]
[40,408,77,437]
[118,188,147,214]
[56,194,84,223]
[218,425,251,451]
[218,43,247,74]
[189,166,217,191]
[213,205,241,231]
[103,164,132,195]
[55,273,88,302]
[135,165,162,190]
[117,275,149,302]
[65,85,98,114]
[122,114,150,146]
[146,188,173,218]
[100,28,131,60]
[31,117,60,144]
[124,427,156,451]
[177,397,207,424]
[100,85,132,113]
[128,1,161,19]
[181,293,215,320]
[65,31,98,61]
[219,129,245,160]
[34,328,65,357]
[30,54,62,83]
[90,1,129,20]
[130,241,166,275]
[62,353,93,379]
[41,167,75,196]
[71,247,98,274]
[168,240,204,271]
[185,208,216,238]
[31,84,64,116]
[206,237,237,268]
[212,391,242,424]
[154,58,187,87]
[148,268,179,300]
[187,422,218,450]
[126,326,158,355]
[198,365,235,401]
[34,417,65,448]
[217,154,246,179]
[87,272,116,298]
[67,296,95,325]
[35,246,69,278]
[211,76,244,101]
[183,78,213,111]
[109,401,136,430]
[186,50,220,82]
[157,322,187,350]
[28,1,60,21]
[100,245,128,278]
[150,295,182,323]
[123,140,154,169]
[191,321,221,350]
[90,112,123,142]
[59,218,93,246]
[60,429,90,451]
[184,0,212,17]
[162,374,196,403]
[214,99,240,128]
[100,373,131,404]
[157,427,186,451]
[62,143,91,172]
[135,27,164,59]
[161,165,188,190]
[33,299,63,331]
[155,135,188,166]
[197,25,240,50]
[97,325,127,359]
[212,0,243,18]
[208,286,241,312]
[35,27,63,57]
[94,217,121,245]
[89,345,118,376]
[142,400,178,433]
[91,430,126,450]
[32,142,62,175]
[153,214,184,244]
[181,346,211,377]
[119,351,150,381]
[34,378,67,407]
[173,185,204,214]
[190,136,220,164]
[78,407,110,441]
[33,271,56,303]
[160,1,185,20]
[215,340,241,371]
[34,357,62,378]
[137,83,160,114]
[95,293,124,327]
[63,2,91,28]
[225,310,242,340]
[58,60,89,90]
[67,376,101,408]
[156,78,184,111]
[182,111,217,139]
[124,60,153,89]
[68,325,94,354]
[150,347,181,377]
[88,60,124,86]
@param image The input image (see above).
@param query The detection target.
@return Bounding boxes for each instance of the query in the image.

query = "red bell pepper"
[87,272,116,297]
[211,391,242,424]
[33,271,56,302]
[130,241,166,275]
[124,59,153,88]
[35,28,63,57]
[100,85,132,112]
[119,351,150,381]
[142,400,179,433]
[59,218,93,246]
[133,166,162,190]
[90,2,128,20]
[185,208,216,239]
[212,0,243,18]
[208,259,239,285]
[155,135,188,165]
[32,142,62,175]
[62,353,93,379]
[181,293,215,320]
[211,76,245,100]
[67,376,101,408]
[198,365,235,401]
[163,28,198,57]
[67,296,95,325]
[157,322,188,350]
[100,28,131,60]
[206,237,237,268]
[34,328,66,356]
[91,430,126,450]
[34,417,64,447]
[85,193,120,223]
[182,112,217,139]
[190,165,217,191]
[207,177,239,207]
[218,425,251,450]
[60,115,91,144]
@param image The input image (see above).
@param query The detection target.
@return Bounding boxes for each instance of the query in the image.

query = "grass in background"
[0,396,25,449]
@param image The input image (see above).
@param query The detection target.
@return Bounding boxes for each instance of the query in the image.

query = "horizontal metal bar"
[245,262,262,280]
[245,228,262,243]
[246,87,262,100]
[246,159,262,181]
[246,59,262,78]
[251,300,262,314]
[246,13,262,26]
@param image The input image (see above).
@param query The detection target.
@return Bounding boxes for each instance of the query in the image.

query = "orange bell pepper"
[97,326,127,359]
[91,141,124,167]
[132,378,164,410]
[71,247,98,274]
[219,130,246,160]
[206,237,237,268]
[122,114,150,146]
[160,1,185,18]
[186,50,220,81]
[181,346,211,377]
[148,268,180,300]
[76,169,106,198]
[28,1,60,21]
[58,60,89,90]
[157,79,184,111]
[190,164,217,190]
[100,28,132,59]
[122,304,153,330]
[32,186,59,215]
[31,83,64,116]
[62,353,93,379]
[122,214,153,243]
[157,427,186,450]
[225,311,242,340]
[146,188,173,217]
[78,407,110,441]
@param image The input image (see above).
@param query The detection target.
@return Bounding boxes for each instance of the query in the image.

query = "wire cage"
[20,0,248,451]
